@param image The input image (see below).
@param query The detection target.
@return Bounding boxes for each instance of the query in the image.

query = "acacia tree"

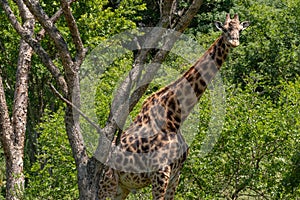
[0,0,204,199]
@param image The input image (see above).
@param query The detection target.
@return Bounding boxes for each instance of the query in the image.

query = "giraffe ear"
[214,21,224,31]
[240,21,250,31]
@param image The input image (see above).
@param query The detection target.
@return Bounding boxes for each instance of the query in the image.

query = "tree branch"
[173,0,204,32]
[159,0,176,27]
[0,0,68,94]
[36,7,64,41]
[49,83,102,134]
[1,0,25,33]
[22,0,74,70]
[60,0,86,69]
[128,36,179,112]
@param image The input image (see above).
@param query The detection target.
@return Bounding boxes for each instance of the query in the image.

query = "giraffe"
[98,13,250,200]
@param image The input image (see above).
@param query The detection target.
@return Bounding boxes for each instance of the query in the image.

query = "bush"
[178,76,300,199]
[25,107,78,199]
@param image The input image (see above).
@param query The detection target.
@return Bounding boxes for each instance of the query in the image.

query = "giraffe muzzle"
[229,39,240,47]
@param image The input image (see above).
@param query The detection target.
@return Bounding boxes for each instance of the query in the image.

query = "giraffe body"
[98,14,249,200]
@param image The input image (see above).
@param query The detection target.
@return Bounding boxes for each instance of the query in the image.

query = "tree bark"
[0,1,34,199]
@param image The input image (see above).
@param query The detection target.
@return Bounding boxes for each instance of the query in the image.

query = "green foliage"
[279,77,300,198]
[76,0,146,47]
[178,76,300,199]
[226,0,300,87]
[93,51,133,127]
[189,0,235,34]
[25,107,78,199]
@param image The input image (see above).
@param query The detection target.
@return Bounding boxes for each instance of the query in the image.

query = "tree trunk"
[64,70,91,198]
[0,38,33,200]
[0,1,34,199]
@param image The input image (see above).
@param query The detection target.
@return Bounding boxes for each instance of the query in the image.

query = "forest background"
[0,0,300,199]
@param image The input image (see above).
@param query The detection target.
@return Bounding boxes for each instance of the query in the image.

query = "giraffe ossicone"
[95,13,250,200]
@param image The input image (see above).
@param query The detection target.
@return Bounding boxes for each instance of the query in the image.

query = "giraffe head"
[215,13,250,48]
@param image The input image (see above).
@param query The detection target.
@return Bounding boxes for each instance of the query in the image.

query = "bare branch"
[36,8,64,41]
[128,35,180,112]
[49,83,102,134]
[174,0,204,32]
[38,0,78,40]
[159,0,176,27]
[0,0,68,94]
[1,0,25,33]
[22,0,74,69]
[60,0,86,68]
[129,0,204,108]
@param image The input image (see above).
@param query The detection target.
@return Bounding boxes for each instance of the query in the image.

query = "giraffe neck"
[166,35,230,119]
[208,35,231,67]
[133,35,231,133]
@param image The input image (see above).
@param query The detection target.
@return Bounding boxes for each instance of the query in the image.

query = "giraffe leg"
[98,167,119,200]
[115,185,130,200]
[164,171,181,200]
[151,166,171,200]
